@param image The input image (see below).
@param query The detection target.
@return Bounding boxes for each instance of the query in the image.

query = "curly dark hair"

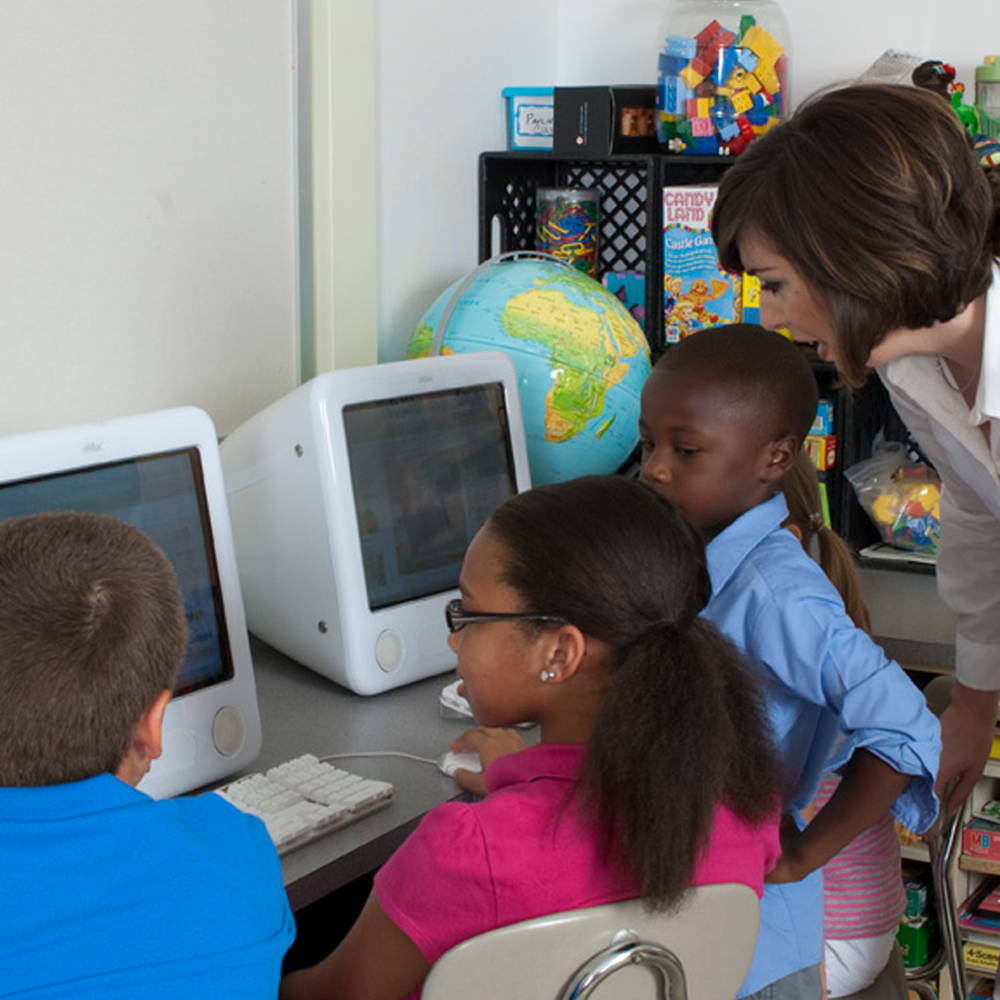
[487,475,784,909]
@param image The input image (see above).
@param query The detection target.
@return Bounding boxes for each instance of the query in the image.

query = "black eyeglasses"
[444,598,568,634]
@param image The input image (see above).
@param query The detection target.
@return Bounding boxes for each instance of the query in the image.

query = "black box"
[553,86,658,156]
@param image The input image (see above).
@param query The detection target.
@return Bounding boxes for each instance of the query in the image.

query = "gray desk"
[248,564,956,913]
[244,639,470,911]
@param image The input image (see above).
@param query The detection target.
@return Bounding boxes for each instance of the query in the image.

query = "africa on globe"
[406,254,651,486]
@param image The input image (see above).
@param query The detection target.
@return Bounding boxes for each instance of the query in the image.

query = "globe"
[406,254,651,486]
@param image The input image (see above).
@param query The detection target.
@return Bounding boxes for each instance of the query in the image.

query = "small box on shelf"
[553,86,658,157]
[965,818,1000,863]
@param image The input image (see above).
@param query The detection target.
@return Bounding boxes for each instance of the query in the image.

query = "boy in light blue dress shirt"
[638,325,940,1000]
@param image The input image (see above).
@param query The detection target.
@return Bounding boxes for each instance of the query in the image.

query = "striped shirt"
[814,774,906,939]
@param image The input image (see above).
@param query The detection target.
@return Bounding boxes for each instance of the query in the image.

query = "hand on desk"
[448,727,528,795]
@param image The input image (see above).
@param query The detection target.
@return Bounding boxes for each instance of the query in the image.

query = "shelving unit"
[478,150,912,549]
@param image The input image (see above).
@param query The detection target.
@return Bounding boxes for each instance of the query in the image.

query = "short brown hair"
[712,84,1000,386]
[0,512,187,785]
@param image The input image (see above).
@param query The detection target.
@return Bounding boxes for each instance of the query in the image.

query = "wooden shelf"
[902,841,930,862]
[960,855,1000,875]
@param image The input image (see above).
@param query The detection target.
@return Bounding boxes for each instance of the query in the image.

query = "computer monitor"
[219,350,531,695]
[0,407,262,798]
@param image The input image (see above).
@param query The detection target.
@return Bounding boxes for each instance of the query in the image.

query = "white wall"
[375,0,557,362]
[374,0,1000,362]
[0,1,299,437]
[556,0,1000,105]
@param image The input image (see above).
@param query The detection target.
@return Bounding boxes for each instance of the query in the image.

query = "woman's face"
[736,229,840,365]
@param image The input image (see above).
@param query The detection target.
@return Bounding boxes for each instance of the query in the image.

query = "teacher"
[711,83,1000,814]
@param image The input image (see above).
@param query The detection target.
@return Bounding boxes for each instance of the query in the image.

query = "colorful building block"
[756,63,781,94]
[689,135,720,154]
[658,52,688,75]
[741,24,783,64]
[679,63,706,89]
[735,47,759,72]
[717,119,739,141]
[664,35,697,58]
[660,76,694,115]
[731,90,753,114]
[695,19,725,47]
[711,48,738,86]
[690,116,713,137]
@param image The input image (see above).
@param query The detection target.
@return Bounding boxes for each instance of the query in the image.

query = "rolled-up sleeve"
[754,593,941,834]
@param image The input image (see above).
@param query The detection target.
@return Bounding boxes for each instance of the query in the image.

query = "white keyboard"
[213,754,394,854]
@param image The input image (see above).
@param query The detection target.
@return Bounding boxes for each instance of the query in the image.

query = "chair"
[421,883,760,1000]
[904,807,967,1000]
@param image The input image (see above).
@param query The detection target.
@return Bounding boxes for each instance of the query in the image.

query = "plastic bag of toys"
[845,442,941,555]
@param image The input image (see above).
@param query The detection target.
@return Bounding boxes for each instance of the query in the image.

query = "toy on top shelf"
[654,0,791,156]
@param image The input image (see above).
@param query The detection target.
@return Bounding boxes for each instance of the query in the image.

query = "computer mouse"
[437,751,483,777]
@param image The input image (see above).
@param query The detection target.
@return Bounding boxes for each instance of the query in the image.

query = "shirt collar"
[974,262,1000,424]
[705,492,789,596]
[485,743,584,793]
[0,772,148,820]
[882,263,1000,428]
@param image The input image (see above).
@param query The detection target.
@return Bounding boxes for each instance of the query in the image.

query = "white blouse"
[878,263,1000,689]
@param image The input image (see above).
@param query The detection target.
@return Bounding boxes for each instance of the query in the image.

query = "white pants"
[825,931,898,997]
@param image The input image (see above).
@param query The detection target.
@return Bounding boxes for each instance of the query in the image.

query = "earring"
[540,669,556,683]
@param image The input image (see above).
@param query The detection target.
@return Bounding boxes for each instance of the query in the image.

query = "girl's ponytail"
[486,475,783,911]
[581,616,782,909]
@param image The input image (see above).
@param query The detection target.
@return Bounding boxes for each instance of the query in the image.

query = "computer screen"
[344,382,517,612]
[0,408,261,797]
[220,350,531,695]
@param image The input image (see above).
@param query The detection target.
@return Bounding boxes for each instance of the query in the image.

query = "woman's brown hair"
[712,83,1000,386]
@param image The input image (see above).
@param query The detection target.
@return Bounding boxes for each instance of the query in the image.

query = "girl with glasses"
[282,474,784,1000]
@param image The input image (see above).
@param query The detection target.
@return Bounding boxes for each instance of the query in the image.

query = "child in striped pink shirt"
[783,450,907,999]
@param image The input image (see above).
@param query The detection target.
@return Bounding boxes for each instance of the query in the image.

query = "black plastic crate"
[479,152,733,356]
[813,362,918,549]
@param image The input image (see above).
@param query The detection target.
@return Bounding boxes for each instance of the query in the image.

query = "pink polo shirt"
[375,744,779,974]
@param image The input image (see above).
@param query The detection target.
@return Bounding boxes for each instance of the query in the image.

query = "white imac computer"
[219,350,531,695]
[0,407,262,798]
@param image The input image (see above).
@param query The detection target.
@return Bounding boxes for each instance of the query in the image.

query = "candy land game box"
[663,184,742,342]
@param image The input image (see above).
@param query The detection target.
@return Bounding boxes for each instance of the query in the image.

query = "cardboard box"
[805,434,837,471]
[554,86,658,156]
[662,184,742,343]
[964,937,1000,974]
[964,818,1000,861]
[898,916,939,968]
[811,399,835,435]
[503,87,554,151]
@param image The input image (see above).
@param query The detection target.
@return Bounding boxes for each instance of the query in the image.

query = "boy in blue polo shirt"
[0,511,294,997]
[638,325,940,1000]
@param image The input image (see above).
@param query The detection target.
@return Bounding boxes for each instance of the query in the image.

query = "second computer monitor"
[220,350,531,695]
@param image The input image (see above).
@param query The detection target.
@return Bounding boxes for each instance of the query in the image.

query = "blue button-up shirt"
[702,493,941,996]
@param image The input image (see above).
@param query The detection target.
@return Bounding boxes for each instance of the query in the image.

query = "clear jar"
[655,0,791,156]
[535,187,600,278]
[976,55,1000,141]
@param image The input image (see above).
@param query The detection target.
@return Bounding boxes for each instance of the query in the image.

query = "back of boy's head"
[0,512,187,786]
[655,324,818,446]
